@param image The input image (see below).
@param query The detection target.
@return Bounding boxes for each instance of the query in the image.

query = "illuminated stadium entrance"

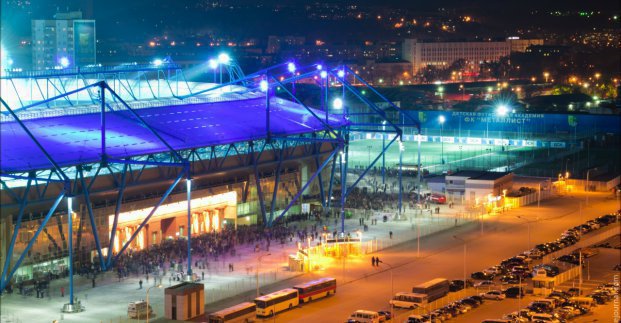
[109,191,237,253]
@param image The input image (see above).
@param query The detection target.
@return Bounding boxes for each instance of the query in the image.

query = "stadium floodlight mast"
[217,53,230,83]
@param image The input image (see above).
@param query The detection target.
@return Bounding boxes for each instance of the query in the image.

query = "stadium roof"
[1,97,347,172]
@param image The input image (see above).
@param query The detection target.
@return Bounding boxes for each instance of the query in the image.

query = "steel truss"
[0,61,420,299]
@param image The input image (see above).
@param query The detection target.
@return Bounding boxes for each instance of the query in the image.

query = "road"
[242,192,619,323]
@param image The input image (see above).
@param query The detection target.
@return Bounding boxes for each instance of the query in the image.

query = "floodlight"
[260,80,268,92]
[320,71,327,78]
[337,70,345,78]
[439,115,446,124]
[333,98,343,109]
[153,58,163,66]
[208,59,218,69]
[218,53,230,64]
[59,57,70,68]
[287,62,296,73]
[496,104,509,116]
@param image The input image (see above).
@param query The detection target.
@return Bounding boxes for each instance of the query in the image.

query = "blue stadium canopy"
[1,97,347,172]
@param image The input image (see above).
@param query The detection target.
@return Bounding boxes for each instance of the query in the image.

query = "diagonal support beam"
[106,163,128,267]
[273,148,339,225]
[0,192,65,292]
[345,135,400,199]
[0,176,32,286]
[78,167,106,271]
[112,170,185,266]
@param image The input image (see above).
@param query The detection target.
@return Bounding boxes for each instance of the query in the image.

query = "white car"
[483,266,503,275]
[479,290,506,300]
[474,280,495,288]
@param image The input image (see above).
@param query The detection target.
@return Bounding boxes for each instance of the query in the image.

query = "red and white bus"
[293,277,337,303]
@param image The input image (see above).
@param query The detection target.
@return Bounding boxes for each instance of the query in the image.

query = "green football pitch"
[347,139,543,174]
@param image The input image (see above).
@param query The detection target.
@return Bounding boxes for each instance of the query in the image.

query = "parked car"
[499,274,520,284]
[429,193,446,204]
[503,286,525,298]
[471,272,495,280]
[480,290,506,300]
[474,280,495,288]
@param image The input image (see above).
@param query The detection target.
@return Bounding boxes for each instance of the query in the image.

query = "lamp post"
[146,284,162,323]
[367,145,372,167]
[378,260,394,322]
[382,120,386,185]
[564,158,571,175]
[256,253,271,297]
[439,116,445,167]
[516,216,531,250]
[453,236,467,294]
[585,167,598,206]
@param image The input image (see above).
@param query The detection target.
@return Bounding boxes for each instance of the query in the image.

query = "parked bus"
[254,288,299,317]
[411,278,449,303]
[293,277,337,303]
[389,292,428,308]
[208,302,256,323]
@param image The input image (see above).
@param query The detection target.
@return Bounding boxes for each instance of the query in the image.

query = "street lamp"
[146,284,162,323]
[378,260,394,322]
[515,216,531,250]
[439,116,445,166]
[586,167,598,206]
[256,253,271,297]
[543,72,550,83]
[453,236,467,294]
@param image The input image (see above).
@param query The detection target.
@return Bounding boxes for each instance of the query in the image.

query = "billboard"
[73,20,96,66]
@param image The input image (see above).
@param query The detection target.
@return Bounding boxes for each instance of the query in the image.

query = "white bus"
[293,277,337,303]
[389,292,428,309]
[254,288,299,317]
[411,278,449,302]
[208,302,256,323]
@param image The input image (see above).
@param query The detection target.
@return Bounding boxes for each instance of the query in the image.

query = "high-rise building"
[31,11,96,70]
[402,38,543,74]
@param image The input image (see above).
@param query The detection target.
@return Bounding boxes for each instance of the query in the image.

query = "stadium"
[1,56,619,316]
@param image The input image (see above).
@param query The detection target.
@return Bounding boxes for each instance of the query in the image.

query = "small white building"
[445,171,513,203]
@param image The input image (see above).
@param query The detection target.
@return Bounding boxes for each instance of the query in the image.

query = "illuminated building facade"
[402,38,543,74]
[31,11,96,70]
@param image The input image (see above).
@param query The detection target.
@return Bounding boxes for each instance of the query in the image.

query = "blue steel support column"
[265,75,271,141]
[314,141,326,208]
[106,163,128,267]
[269,148,284,225]
[100,82,106,157]
[0,177,32,287]
[0,192,65,292]
[398,139,403,215]
[326,152,338,211]
[67,197,74,305]
[339,148,347,234]
[186,175,192,278]
[382,123,386,185]
[251,143,268,226]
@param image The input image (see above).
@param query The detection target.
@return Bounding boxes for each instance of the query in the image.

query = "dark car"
[503,286,525,298]
[378,310,392,321]
[471,272,494,280]
[468,295,484,304]
[449,280,465,292]
[459,298,479,308]
[500,274,520,284]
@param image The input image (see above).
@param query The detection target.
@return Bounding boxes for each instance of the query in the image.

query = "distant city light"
[59,57,70,68]
[260,79,268,92]
[153,58,163,66]
[496,104,509,116]
[333,98,343,109]
[287,62,296,73]
[208,59,218,69]
[218,53,230,64]
[439,115,446,124]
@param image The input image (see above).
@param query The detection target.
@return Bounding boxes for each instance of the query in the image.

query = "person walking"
[60,286,64,297]
[371,256,376,267]
[389,231,393,239]
[139,280,143,289]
